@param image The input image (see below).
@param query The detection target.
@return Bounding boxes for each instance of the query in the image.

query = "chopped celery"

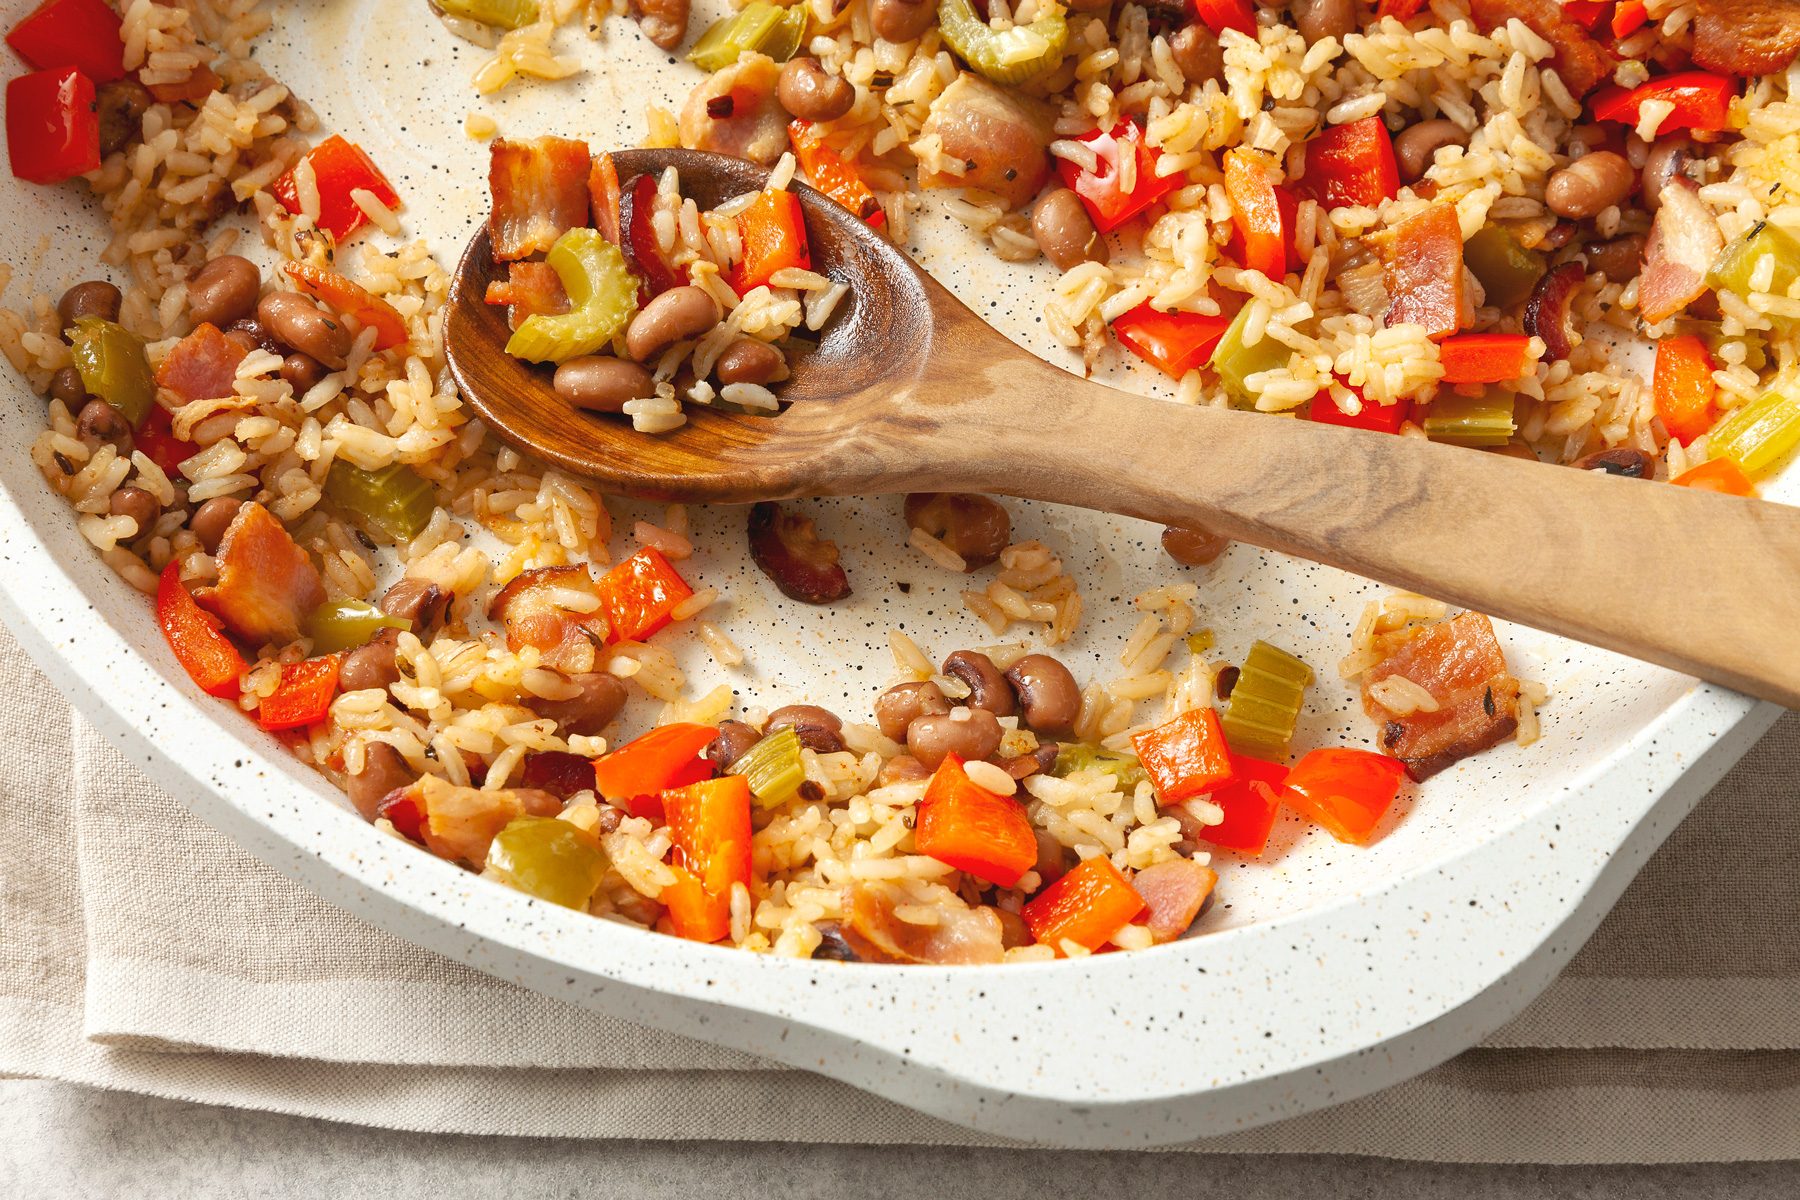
[1709,220,1800,302]
[1710,389,1800,475]
[1423,390,1516,447]
[688,1,806,72]
[1209,303,1291,409]
[1220,640,1312,759]
[436,0,539,29]
[1052,743,1147,793]
[325,460,437,542]
[728,726,806,810]
[305,599,409,654]
[505,228,641,364]
[69,316,154,426]
[486,816,609,910]
[1463,224,1544,310]
[937,0,1067,86]
[1185,628,1215,655]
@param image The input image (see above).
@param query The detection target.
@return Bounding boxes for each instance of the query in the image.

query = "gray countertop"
[3,1079,1795,1199]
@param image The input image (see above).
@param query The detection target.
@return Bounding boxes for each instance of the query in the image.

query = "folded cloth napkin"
[2,618,1797,1162]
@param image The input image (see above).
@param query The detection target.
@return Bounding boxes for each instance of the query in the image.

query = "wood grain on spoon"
[445,148,1800,708]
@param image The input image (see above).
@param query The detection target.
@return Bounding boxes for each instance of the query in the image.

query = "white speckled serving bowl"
[0,0,1786,1148]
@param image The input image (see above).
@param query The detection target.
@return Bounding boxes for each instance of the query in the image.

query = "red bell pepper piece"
[1021,854,1146,954]
[1188,0,1256,37]
[256,654,344,731]
[1054,120,1182,235]
[1611,0,1647,39]
[136,406,197,474]
[1309,383,1409,433]
[1300,116,1399,212]
[1560,0,1609,31]
[1652,333,1717,447]
[284,261,408,352]
[154,562,247,699]
[1112,304,1231,379]
[662,775,754,943]
[1224,147,1287,280]
[789,119,885,227]
[596,547,693,644]
[270,135,401,242]
[1438,332,1539,384]
[6,0,125,82]
[1375,0,1428,17]
[1384,203,1464,341]
[1194,753,1288,856]
[1672,457,1755,497]
[733,187,811,293]
[377,787,426,842]
[1131,708,1234,805]
[590,723,717,821]
[6,66,98,184]
[912,754,1037,888]
[589,151,622,247]
[1591,71,1735,135]
[1280,747,1406,844]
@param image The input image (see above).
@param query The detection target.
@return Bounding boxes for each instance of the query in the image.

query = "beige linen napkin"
[3,618,1798,1162]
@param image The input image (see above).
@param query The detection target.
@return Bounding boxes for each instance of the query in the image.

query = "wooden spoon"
[445,148,1800,707]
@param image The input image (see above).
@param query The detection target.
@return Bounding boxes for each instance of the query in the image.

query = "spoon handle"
[920,357,1800,707]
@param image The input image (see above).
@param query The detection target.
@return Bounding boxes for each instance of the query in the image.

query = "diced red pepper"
[596,547,693,645]
[1054,120,1182,235]
[6,0,125,82]
[619,171,683,296]
[1131,708,1234,805]
[733,188,811,293]
[1300,116,1400,212]
[1561,0,1610,31]
[1375,0,1428,17]
[1112,305,1231,379]
[1310,383,1409,433]
[1652,333,1717,446]
[1438,332,1539,384]
[1021,854,1146,954]
[377,788,425,842]
[285,262,408,351]
[1188,0,1256,37]
[270,135,401,242]
[590,723,717,821]
[1384,203,1465,341]
[155,561,247,699]
[589,151,622,247]
[1672,457,1755,496]
[6,66,97,184]
[1194,754,1288,856]
[1224,147,1287,280]
[1591,71,1736,135]
[1611,0,1648,38]
[135,406,197,473]
[789,119,885,227]
[1280,747,1407,844]
[662,775,754,943]
[256,654,343,731]
[913,754,1037,888]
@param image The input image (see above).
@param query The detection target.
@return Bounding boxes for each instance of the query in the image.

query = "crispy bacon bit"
[487,564,609,674]
[487,136,593,263]
[483,261,571,331]
[679,54,790,166]
[1362,612,1522,781]
[194,501,326,646]
[841,882,1006,964]
[155,322,248,403]
[1131,859,1218,944]
[1694,0,1800,75]
[1382,204,1465,341]
[1639,179,1724,325]
[1523,261,1584,361]
[409,774,561,869]
[1468,0,1613,96]
[918,73,1052,210]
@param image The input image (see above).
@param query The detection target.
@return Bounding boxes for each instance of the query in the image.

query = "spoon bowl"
[445,148,1800,707]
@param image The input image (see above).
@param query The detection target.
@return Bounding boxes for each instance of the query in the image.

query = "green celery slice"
[1463,224,1544,310]
[1423,391,1516,447]
[505,228,641,364]
[487,816,609,910]
[305,599,409,654]
[325,460,437,542]
[937,0,1067,86]
[728,726,806,810]
[1052,743,1147,793]
[69,316,155,426]
[1709,220,1800,303]
[1185,628,1216,655]
[1219,640,1313,759]
[688,1,804,71]
[1209,303,1291,409]
[1710,389,1800,475]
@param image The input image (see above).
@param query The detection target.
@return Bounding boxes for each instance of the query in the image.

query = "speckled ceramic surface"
[0,0,1786,1149]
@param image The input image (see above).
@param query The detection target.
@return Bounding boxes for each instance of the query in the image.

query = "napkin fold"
[4,619,1798,1162]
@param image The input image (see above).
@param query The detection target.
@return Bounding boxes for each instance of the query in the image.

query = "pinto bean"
[1161,523,1230,566]
[748,501,851,604]
[1571,447,1655,478]
[1003,654,1080,736]
[554,356,654,414]
[1033,828,1072,886]
[1582,232,1646,283]
[1002,742,1060,781]
[379,576,452,635]
[1292,0,1355,43]
[57,281,121,332]
[877,754,932,786]
[47,366,88,407]
[902,492,1011,569]
[874,680,951,742]
[905,707,1003,770]
[348,742,416,821]
[108,486,161,535]
[778,57,855,122]
[713,338,786,385]
[1393,119,1468,182]
[226,316,285,356]
[940,650,1016,718]
[1545,150,1635,219]
[531,672,629,736]
[257,291,351,368]
[1169,24,1225,86]
[1031,188,1107,271]
[636,0,688,49]
[96,78,152,158]
[706,719,762,768]
[281,353,328,393]
[339,631,402,693]
[76,399,131,453]
[188,497,242,555]
[870,0,937,42]
[766,704,846,753]
[186,255,262,328]
[625,286,718,363]
[1641,139,1696,213]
